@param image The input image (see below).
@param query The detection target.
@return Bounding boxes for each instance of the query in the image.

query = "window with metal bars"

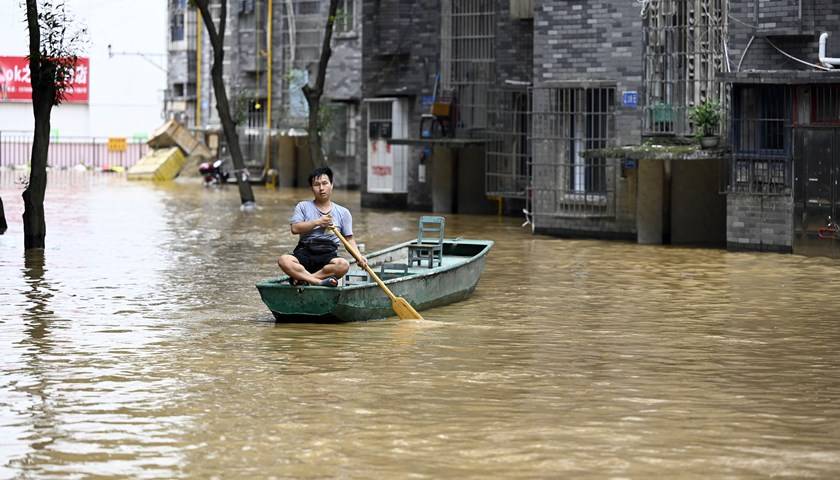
[725,85,792,195]
[486,87,530,199]
[324,103,357,157]
[642,0,725,137]
[812,85,840,124]
[529,85,617,218]
[247,99,266,128]
[170,10,185,42]
[440,0,496,133]
[335,0,356,34]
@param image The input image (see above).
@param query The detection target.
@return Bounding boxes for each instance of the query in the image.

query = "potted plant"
[689,100,721,149]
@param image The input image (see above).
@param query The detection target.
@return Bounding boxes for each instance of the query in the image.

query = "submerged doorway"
[794,127,840,257]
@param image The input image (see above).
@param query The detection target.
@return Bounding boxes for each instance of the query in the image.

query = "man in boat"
[277,167,367,287]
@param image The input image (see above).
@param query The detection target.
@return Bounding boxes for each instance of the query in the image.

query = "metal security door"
[794,128,840,257]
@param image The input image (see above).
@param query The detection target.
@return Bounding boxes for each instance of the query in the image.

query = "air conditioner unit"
[365,98,409,193]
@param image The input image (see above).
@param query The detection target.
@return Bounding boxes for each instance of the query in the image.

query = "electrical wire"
[723,40,732,73]
[764,37,832,71]
[737,35,755,72]
[727,13,756,29]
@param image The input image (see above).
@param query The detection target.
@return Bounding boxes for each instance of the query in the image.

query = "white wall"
[0,0,166,138]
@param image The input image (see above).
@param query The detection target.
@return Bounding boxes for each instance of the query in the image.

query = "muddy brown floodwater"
[2,171,840,478]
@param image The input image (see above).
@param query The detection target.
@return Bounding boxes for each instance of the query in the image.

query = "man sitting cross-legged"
[277,167,367,287]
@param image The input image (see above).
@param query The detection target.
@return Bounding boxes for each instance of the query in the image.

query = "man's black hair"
[308,166,334,186]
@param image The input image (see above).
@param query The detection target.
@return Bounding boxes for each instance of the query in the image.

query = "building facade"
[0,0,166,139]
[723,0,840,257]
[165,0,364,187]
[360,0,840,258]
[166,0,840,258]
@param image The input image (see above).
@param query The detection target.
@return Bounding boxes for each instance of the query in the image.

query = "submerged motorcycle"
[198,158,229,186]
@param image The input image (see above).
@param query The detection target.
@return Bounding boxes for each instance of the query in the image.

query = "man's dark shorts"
[292,242,338,273]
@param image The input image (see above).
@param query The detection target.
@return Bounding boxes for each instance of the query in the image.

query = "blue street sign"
[622,91,638,109]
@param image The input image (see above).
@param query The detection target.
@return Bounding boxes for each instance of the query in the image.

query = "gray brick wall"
[725,0,840,255]
[496,0,534,84]
[533,0,643,146]
[757,0,804,33]
[361,0,534,210]
[362,0,440,98]
[729,0,840,72]
[727,194,793,252]
[533,164,638,240]
[530,0,642,237]
[360,0,440,208]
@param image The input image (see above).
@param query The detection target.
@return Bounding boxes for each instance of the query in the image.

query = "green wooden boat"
[256,239,493,322]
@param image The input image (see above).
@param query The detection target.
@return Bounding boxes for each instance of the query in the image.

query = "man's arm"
[290,214,333,235]
[345,236,368,269]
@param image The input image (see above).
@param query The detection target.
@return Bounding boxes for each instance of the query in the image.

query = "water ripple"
[1,172,840,478]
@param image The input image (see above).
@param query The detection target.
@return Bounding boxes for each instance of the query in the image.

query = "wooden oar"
[328,226,424,320]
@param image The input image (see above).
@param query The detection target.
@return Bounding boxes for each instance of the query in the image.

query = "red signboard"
[371,165,392,176]
[0,56,89,104]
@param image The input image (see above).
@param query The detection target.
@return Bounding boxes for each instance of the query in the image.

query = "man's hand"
[316,214,333,228]
[358,256,368,269]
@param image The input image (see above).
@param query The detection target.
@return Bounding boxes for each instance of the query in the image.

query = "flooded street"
[2,171,840,478]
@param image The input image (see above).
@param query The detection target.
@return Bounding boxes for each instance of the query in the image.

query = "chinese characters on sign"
[0,56,90,104]
[622,90,638,109]
[107,137,127,152]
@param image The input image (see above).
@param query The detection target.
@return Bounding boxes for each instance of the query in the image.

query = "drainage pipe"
[819,33,840,68]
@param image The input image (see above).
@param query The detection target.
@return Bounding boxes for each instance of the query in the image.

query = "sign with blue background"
[622,91,638,109]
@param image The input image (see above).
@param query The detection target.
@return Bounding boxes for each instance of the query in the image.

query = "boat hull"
[256,240,492,322]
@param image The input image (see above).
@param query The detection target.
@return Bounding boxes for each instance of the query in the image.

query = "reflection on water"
[2,171,840,478]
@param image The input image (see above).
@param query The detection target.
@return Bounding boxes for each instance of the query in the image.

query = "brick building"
[360,0,533,212]
[165,0,364,187]
[723,0,840,257]
[359,0,840,258]
[164,0,840,257]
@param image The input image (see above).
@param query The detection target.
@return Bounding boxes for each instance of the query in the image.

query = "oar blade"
[392,297,424,320]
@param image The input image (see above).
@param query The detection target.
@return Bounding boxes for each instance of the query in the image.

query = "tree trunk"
[211,63,255,204]
[304,94,323,167]
[23,0,51,250]
[302,0,339,167]
[0,195,7,235]
[23,95,52,249]
[195,0,255,206]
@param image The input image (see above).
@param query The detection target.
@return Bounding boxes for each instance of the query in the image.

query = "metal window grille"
[280,0,324,124]
[247,99,266,128]
[368,101,392,126]
[347,103,357,156]
[324,103,356,157]
[440,0,496,133]
[643,0,726,136]
[237,0,267,72]
[486,86,530,199]
[170,10,185,42]
[335,0,355,34]
[812,85,840,124]
[239,0,256,15]
[528,85,618,218]
[167,0,196,49]
[240,128,269,170]
[723,85,792,195]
